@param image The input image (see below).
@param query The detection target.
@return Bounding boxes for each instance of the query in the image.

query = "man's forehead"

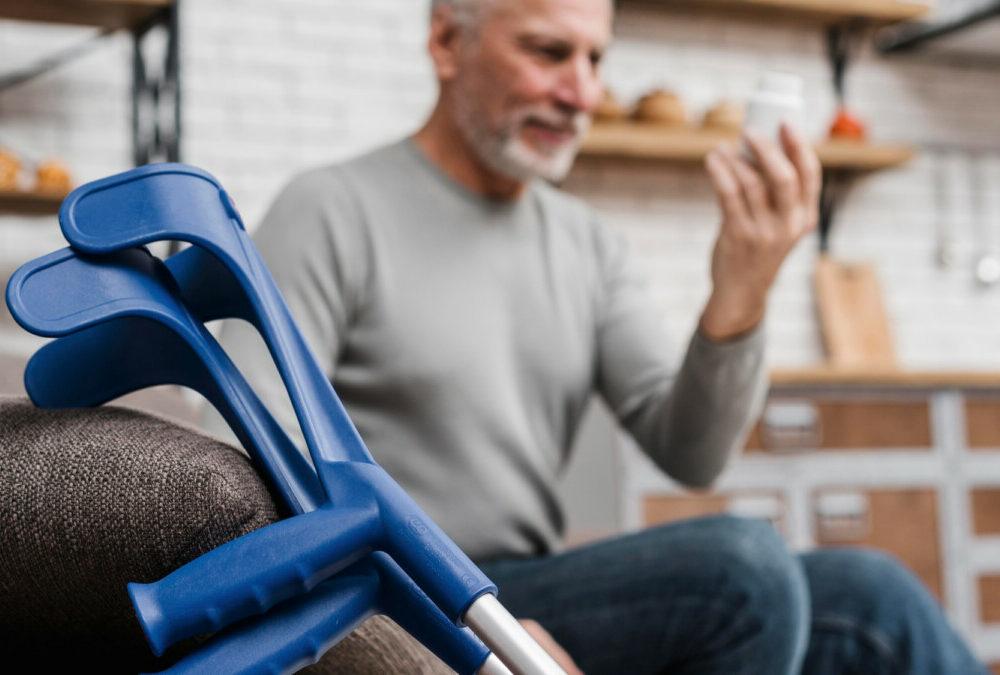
[487,0,612,46]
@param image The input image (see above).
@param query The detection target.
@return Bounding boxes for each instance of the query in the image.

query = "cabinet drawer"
[746,399,931,452]
[813,488,943,602]
[966,398,1000,449]
[643,491,785,534]
[979,575,1000,624]
[971,488,1000,536]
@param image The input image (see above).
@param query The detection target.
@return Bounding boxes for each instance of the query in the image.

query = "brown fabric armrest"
[0,396,446,674]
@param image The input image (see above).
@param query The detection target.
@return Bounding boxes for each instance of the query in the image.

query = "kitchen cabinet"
[619,370,1000,666]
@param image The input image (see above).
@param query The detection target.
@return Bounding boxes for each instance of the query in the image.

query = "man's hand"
[700,123,821,341]
[519,618,584,674]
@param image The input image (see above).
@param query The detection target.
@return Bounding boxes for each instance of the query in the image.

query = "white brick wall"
[2,0,1000,369]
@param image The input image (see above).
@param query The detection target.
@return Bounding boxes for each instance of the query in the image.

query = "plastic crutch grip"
[146,563,380,675]
[147,553,493,675]
[129,505,381,656]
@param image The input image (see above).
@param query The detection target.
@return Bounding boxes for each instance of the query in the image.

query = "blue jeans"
[477,515,986,675]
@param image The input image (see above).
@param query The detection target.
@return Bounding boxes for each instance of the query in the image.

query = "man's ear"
[428,5,463,82]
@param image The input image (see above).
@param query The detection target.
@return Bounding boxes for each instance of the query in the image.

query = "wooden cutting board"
[814,255,898,370]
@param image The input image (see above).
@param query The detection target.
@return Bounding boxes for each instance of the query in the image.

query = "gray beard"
[449,86,585,184]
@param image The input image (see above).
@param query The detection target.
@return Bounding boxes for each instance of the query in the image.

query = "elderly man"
[214,0,986,672]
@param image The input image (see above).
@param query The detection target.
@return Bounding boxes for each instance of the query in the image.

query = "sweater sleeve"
[593,217,768,488]
[204,167,370,452]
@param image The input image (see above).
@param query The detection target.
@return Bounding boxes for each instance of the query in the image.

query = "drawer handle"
[761,400,822,451]
[726,494,784,531]
[815,491,871,541]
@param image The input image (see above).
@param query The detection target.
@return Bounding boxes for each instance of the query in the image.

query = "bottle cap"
[757,71,803,97]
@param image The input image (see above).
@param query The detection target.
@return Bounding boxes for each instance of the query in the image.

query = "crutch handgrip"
[146,565,380,674]
[128,505,380,655]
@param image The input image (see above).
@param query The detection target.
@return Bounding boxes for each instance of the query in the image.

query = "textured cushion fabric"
[0,396,447,674]
[302,615,448,675]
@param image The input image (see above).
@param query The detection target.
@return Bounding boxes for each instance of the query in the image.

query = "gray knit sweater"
[211,139,767,560]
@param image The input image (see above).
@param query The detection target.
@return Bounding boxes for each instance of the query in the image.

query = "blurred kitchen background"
[3,0,1000,668]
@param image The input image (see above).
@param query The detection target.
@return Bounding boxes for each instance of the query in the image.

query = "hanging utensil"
[971,152,1000,287]
[933,149,958,269]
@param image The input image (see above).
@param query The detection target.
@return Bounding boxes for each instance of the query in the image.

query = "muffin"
[633,90,687,127]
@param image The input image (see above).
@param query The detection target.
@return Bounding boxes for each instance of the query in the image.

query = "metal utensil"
[971,152,1000,287]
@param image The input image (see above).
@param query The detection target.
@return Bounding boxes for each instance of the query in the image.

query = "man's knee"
[803,547,938,622]
[638,515,810,671]
[801,548,987,674]
[646,515,809,627]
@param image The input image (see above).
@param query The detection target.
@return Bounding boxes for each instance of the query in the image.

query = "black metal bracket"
[0,2,180,168]
[818,20,868,252]
[877,1,1000,67]
[818,169,850,253]
[131,1,181,166]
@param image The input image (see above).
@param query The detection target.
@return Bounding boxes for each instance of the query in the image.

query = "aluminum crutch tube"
[464,593,566,675]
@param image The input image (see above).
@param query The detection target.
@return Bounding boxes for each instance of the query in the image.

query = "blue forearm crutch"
[57,164,560,673]
[12,162,563,674]
[6,247,502,674]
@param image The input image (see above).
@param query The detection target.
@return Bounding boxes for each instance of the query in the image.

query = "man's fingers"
[705,145,751,229]
[719,146,771,228]
[780,122,822,230]
[518,619,585,675]
[743,128,800,216]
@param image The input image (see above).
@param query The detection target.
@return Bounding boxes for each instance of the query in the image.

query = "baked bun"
[633,90,687,127]
[701,100,745,134]
[35,160,72,194]
[594,88,627,122]
[0,149,20,190]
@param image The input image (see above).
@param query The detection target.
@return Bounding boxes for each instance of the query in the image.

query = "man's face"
[447,0,611,182]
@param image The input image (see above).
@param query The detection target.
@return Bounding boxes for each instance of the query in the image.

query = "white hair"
[429,0,498,29]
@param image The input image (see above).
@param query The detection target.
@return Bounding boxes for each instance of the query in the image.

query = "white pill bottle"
[741,71,804,162]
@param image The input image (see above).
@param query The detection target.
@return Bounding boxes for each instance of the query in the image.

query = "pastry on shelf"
[828,107,867,143]
[594,88,627,122]
[701,100,745,134]
[35,160,72,194]
[632,89,687,127]
[0,148,20,191]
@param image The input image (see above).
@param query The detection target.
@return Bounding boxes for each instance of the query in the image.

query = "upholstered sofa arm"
[0,396,447,674]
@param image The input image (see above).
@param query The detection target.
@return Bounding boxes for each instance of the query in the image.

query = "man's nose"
[552,56,601,114]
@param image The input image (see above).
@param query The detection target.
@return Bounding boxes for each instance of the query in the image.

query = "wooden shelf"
[816,139,915,170]
[638,0,932,25]
[0,187,65,216]
[580,122,915,171]
[770,367,1000,389]
[0,0,170,31]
